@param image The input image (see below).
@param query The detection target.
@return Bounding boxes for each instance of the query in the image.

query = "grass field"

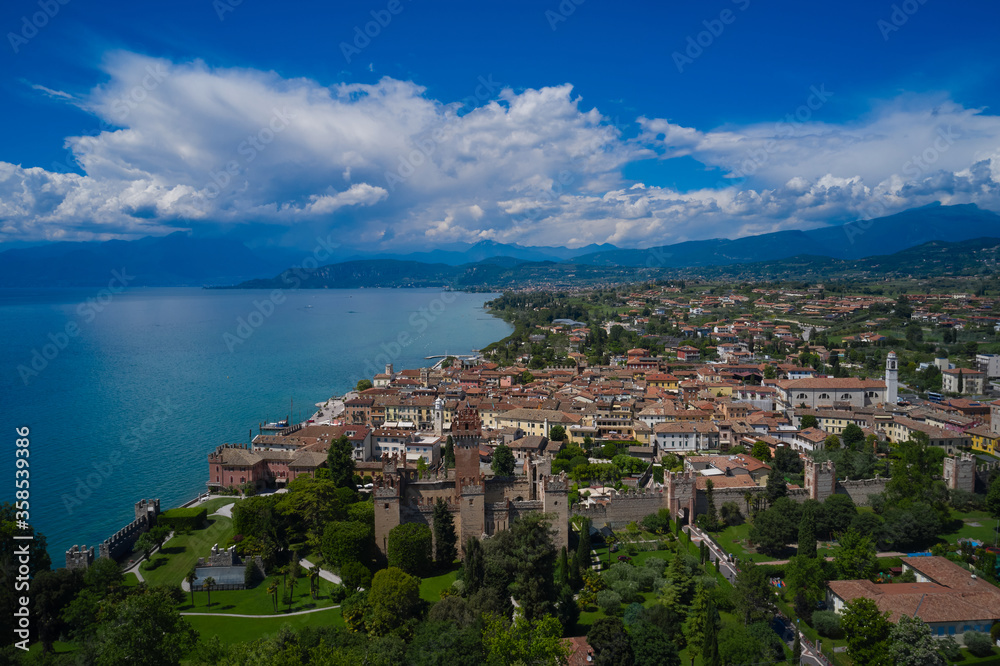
[179,573,344,615]
[185,607,345,646]
[139,513,236,587]
[943,510,1000,547]
[419,567,460,603]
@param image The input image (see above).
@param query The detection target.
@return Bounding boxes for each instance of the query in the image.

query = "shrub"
[596,589,622,616]
[812,611,843,639]
[938,636,962,661]
[157,507,208,531]
[991,622,1000,644]
[965,631,993,657]
[328,584,349,603]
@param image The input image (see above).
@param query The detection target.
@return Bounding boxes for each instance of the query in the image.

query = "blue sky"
[3,0,1000,250]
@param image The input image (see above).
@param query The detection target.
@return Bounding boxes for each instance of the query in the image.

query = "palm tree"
[287,572,297,610]
[743,491,753,521]
[185,568,197,607]
[309,565,320,600]
[266,580,279,612]
[204,576,216,608]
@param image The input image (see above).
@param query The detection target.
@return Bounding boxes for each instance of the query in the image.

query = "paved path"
[685,525,830,665]
[122,530,178,584]
[181,605,340,618]
[300,557,341,584]
[211,502,236,518]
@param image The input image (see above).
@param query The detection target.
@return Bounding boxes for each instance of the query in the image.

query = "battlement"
[97,499,158,561]
[65,544,94,570]
[542,472,569,493]
[135,498,160,521]
[943,453,976,493]
[208,443,252,461]
[458,476,485,495]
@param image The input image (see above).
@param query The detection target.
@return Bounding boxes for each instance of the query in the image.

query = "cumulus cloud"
[2,52,1000,248]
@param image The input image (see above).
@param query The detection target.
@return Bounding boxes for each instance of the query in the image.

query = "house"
[775,378,886,411]
[942,368,986,395]
[826,556,1000,644]
[652,422,719,455]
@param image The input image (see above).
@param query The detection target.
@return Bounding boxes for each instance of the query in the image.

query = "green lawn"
[419,568,460,603]
[943,510,1000,547]
[185,608,344,646]
[196,497,242,514]
[139,514,236,587]
[179,574,344,615]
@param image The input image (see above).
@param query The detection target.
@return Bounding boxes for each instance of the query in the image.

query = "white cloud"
[2,53,1000,249]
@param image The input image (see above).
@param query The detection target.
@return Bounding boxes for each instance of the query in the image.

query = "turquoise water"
[0,287,510,563]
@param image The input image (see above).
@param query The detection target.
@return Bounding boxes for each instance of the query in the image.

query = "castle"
[372,407,979,557]
[374,407,570,555]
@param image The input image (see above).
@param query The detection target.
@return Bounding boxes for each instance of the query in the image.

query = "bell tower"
[885,351,898,405]
[452,407,481,486]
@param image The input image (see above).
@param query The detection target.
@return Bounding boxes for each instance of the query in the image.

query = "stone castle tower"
[804,459,836,502]
[885,351,898,405]
[452,407,481,482]
[943,453,976,493]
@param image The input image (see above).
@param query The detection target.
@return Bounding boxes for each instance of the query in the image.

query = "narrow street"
[685,524,832,666]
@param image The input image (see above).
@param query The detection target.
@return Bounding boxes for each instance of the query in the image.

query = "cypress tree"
[798,502,818,559]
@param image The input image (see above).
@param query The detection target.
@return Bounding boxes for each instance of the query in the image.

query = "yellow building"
[970,425,999,456]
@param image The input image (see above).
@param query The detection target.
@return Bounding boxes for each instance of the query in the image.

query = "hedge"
[158,507,208,531]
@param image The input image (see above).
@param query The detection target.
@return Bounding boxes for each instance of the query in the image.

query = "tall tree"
[483,613,570,666]
[798,501,818,559]
[326,435,357,490]
[387,523,433,576]
[444,435,455,468]
[432,498,458,567]
[841,598,892,666]
[462,536,485,595]
[834,529,879,581]
[366,567,422,639]
[765,469,788,504]
[92,587,198,666]
[733,561,776,626]
[704,479,719,532]
[492,443,516,476]
[575,518,592,577]
[702,600,721,666]
[587,617,635,666]
[888,614,944,666]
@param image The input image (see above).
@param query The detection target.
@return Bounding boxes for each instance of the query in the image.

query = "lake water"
[0,287,510,563]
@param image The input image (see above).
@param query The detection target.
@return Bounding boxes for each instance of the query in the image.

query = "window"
[818,393,830,400]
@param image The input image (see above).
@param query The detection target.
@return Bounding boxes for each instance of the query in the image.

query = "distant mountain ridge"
[1,203,998,287]
[571,203,1000,267]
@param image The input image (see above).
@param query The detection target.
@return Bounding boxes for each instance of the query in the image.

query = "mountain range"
[1,203,997,287]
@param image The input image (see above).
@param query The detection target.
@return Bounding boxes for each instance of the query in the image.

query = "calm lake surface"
[0,287,511,562]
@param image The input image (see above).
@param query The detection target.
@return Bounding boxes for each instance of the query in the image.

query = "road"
[685,524,832,666]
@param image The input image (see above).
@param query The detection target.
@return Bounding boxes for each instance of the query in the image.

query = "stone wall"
[943,454,976,493]
[571,488,667,529]
[95,498,159,561]
[836,478,889,506]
